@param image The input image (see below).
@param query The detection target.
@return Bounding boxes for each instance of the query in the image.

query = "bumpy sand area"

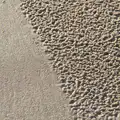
[19,0,120,120]
[0,0,73,120]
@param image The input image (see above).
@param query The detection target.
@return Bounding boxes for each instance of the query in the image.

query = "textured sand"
[19,0,120,120]
[0,0,73,120]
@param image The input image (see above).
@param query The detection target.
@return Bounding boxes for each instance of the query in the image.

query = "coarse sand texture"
[19,0,120,120]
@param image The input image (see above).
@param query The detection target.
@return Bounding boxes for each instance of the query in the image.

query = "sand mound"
[20,0,120,119]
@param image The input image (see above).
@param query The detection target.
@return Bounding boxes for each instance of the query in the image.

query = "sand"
[0,0,73,120]
[19,0,120,120]
[0,0,120,120]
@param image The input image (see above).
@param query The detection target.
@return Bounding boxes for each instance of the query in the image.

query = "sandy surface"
[0,0,120,120]
[19,0,120,120]
[0,0,73,120]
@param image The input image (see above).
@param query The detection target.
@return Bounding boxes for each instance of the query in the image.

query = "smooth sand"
[0,0,73,120]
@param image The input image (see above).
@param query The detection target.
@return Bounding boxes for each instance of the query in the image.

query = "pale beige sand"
[18,0,120,120]
[0,0,73,120]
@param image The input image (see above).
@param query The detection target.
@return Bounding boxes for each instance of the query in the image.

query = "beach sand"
[0,0,120,120]
[0,0,73,120]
